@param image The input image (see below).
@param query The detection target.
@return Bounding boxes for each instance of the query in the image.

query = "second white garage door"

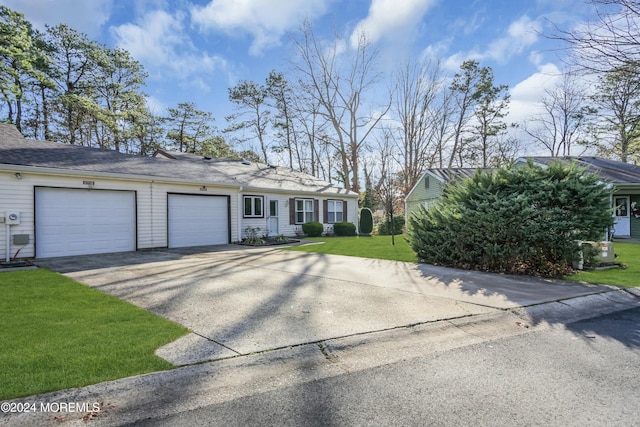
[167,194,229,248]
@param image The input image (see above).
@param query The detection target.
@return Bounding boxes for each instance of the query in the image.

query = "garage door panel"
[168,194,228,248]
[36,188,136,258]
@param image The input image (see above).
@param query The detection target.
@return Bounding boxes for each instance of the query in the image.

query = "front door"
[613,196,631,237]
[268,199,279,236]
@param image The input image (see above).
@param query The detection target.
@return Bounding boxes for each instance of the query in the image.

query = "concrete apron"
[36,246,617,366]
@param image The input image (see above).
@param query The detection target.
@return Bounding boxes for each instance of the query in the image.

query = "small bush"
[302,221,324,237]
[359,208,373,235]
[333,222,357,236]
[376,215,405,235]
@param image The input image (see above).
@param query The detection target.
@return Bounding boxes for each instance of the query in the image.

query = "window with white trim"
[295,198,314,223]
[244,196,264,218]
[327,200,343,223]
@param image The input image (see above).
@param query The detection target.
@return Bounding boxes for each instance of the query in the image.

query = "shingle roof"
[425,168,487,183]
[0,124,357,197]
[522,156,640,185]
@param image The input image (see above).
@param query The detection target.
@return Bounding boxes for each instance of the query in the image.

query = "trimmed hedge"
[333,222,357,236]
[359,208,373,235]
[302,221,323,237]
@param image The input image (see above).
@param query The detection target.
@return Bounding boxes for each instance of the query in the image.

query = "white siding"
[0,171,238,260]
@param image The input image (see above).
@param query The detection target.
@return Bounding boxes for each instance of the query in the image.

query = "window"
[295,198,314,223]
[327,200,343,223]
[244,196,263,218]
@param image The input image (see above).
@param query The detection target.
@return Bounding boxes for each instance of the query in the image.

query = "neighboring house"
[405,158,640,240]
[517,156,640,239]
[0,124,358,260]
[405,168,484,222]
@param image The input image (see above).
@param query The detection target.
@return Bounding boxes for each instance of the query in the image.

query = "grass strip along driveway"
[0,269,188,401]
[287,237,639,288]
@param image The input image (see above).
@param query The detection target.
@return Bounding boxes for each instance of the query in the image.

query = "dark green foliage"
[333,222,357,236]
[407,161,614,277]
[376,215,405,235]
[302,221,323,237]
[359,208,374,235]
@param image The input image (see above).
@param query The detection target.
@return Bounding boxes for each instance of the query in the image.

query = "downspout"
[238,186,243,242]
[607,184,614,241]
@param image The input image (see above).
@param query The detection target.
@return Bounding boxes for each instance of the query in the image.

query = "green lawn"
[0,269,188,400]
[285,235,417,262]
[286,237,639,288]
[565,241,640,287]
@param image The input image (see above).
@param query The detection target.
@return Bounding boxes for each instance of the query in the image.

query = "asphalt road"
[130,307,640,427]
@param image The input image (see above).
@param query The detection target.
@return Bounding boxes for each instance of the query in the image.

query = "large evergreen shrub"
[302,221,323,237]
[407,161,614,277]
[376,215,405,235]
[359,208,374,235]
[333,222,357,236]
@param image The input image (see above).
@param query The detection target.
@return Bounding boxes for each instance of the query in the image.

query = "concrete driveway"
[36,245,612,365]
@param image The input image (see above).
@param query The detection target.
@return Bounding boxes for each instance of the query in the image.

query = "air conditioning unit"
[6,212,20,225]
[574,241,615,269]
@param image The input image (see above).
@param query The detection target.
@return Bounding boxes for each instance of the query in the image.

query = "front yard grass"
[286,237,639,288]
[0,269,188,401]
[285,235,417,262]
[565,241,640,287]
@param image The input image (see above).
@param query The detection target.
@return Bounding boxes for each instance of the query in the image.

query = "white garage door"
[168,194,229,248]
[35,187,136,258]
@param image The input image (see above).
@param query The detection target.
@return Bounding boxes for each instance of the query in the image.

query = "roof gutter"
[0,164,243,190]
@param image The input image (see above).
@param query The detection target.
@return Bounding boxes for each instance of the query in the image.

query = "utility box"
[13,234,30,245]
[6,212,20,225]
[574,241,615,269]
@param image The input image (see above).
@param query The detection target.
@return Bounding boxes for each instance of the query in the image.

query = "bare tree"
[291,21,390,193]
[523,72,593,156]
[391,58,447,195]
[552,0,640,75]
[591,65,640,161]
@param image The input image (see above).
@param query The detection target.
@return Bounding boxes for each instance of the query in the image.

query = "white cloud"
[443,15,542,69]
[350,0,437,48]
[0,0,113,37]
[511,62,561,102]
[487,15,540,62]
[507,62,562,129]
[111,10,228,90]
[144,95,165,115]
[191,0,333,55]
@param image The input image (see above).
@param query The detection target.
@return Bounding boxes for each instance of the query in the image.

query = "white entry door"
[613,196,631,237]
[268,199,279,236]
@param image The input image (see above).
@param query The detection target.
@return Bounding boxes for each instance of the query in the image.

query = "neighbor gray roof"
[520,156,640,186]
[425,168,488,183]
[0,124,357,197]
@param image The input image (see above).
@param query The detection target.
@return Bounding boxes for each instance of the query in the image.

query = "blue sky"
[2,0,596,149]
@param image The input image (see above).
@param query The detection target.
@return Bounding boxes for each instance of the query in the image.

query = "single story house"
[0,124,358,260]
[404,168,486,222]
[517,156,640,239]
[404,157,640,240]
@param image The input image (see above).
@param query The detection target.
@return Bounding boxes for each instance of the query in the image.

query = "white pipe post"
[5,223,10,263]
